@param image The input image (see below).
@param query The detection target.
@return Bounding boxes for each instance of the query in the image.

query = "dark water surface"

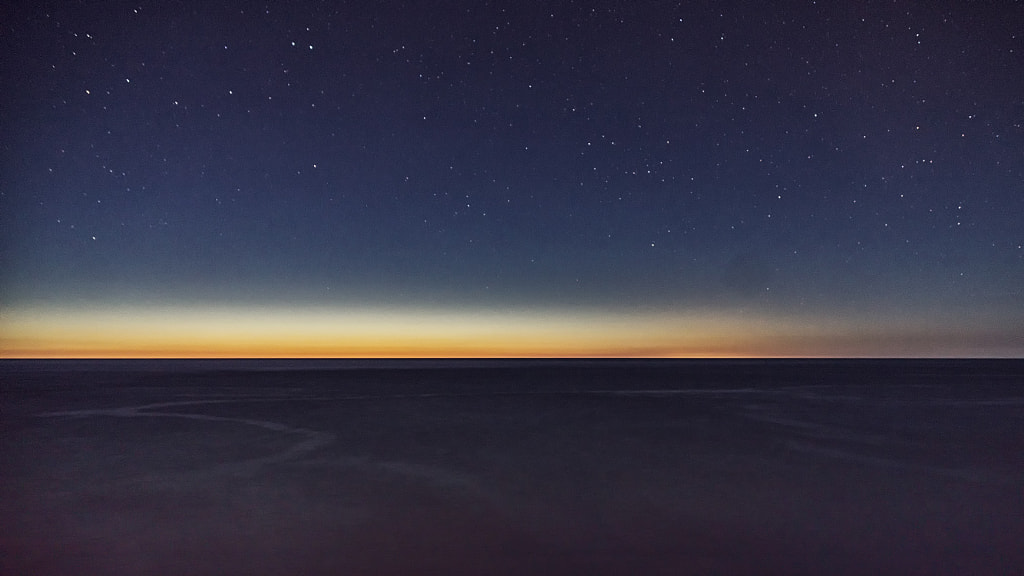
[2,360,1022,575]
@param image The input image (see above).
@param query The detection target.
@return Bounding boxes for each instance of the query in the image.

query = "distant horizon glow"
[2,303,1019,359]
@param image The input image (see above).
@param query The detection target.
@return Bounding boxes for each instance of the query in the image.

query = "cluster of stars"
[1,0,1020,316]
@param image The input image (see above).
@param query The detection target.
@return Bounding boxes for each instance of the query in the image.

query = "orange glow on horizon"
[1,304,1020,358]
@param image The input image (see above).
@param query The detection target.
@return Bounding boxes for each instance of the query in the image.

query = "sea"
[1,359,1022,575]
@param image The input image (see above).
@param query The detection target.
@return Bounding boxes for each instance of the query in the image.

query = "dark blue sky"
[2,0,1022,356]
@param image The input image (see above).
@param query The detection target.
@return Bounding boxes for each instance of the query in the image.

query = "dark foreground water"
[1,359,1022,575]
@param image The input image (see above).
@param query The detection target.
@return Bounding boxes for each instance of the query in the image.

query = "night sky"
[2,0,1023,357]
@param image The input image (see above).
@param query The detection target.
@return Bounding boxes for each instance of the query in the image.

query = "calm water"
[2,360,1022,575]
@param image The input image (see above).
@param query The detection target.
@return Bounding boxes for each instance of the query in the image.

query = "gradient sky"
[2,0,1022,357]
